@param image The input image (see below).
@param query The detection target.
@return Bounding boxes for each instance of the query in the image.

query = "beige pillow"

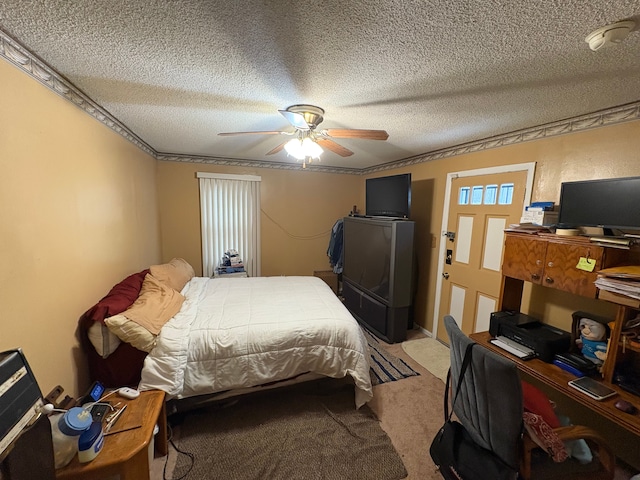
[121,273,184,335]
[105,314,157,353]
[150,258,195,292]
[87,321,122,358]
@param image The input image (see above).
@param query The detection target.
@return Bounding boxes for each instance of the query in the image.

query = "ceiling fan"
[218,105,389,165]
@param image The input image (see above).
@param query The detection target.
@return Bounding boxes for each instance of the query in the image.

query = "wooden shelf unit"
[499,231,640,385]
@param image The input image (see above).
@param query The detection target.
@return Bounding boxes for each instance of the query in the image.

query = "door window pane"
[498,183,514,205]
[484,184,498,205]
[471,186,483,205]
[459,187,470,205]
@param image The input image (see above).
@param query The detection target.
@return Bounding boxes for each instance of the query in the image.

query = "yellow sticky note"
[576,257,596,272]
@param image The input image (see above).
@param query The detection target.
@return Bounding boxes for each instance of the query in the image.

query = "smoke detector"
[585,20,635,51]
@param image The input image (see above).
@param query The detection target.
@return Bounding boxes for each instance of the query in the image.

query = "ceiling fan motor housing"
[286,105,325,129]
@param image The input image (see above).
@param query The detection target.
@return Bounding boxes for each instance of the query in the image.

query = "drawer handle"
[545,277,554,284]
[531,274,540,281]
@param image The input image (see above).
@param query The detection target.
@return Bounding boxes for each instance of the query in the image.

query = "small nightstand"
[55,390,167,480]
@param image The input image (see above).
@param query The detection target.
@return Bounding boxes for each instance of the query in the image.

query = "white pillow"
[87,321,122,358]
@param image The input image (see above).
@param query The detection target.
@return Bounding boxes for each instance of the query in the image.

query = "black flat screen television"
[365,173,411,218]
[558,176,640,232]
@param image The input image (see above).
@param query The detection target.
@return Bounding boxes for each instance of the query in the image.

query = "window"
[498,183,514,205]
[471,186,483,205]
[458,183,514,206]
[484,184,498,205]
[458,187,470,205]
[198,173,261,277]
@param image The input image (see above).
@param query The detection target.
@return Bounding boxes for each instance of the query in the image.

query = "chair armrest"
[553,425,615,480]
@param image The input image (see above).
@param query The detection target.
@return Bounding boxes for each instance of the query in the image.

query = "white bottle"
[49,407,93,469]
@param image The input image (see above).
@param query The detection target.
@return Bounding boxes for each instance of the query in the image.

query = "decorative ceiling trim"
[0,27,155,157]
[2,26,638,176]
[156,153,362,175]
[362,101,640,175]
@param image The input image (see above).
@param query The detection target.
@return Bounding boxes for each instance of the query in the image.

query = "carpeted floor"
[152,328,446,480]
[169,380,407,480]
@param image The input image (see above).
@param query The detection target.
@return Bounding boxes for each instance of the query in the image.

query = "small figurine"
[578,318,608,364]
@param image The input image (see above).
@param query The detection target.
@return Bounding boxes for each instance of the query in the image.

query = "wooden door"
[437,171,528,340]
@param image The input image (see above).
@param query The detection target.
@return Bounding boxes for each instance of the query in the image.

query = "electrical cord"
[163,423,194,480]
[261,208,331,240]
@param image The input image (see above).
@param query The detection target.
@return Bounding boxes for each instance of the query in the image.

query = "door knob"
[442,272,450,279]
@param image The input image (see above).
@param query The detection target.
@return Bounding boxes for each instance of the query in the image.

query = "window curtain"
[198,173,261,278]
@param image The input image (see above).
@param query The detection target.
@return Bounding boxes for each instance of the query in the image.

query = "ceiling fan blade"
[322,129,389,140]
[316,138,354,157]
[265,142,287,155]
[278,110,311,130]
[218,131,291,136]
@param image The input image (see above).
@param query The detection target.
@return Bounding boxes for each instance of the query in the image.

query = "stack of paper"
[505,223,552,234]
[595,266,640,300]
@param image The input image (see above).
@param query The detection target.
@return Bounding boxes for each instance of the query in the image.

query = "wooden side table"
[56,390,167,480]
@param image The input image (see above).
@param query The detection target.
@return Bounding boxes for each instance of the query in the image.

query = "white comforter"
[139,276,373,408]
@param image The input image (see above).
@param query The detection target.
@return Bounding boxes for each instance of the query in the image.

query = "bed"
[78,259,373,408]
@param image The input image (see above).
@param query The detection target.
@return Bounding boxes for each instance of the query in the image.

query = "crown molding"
[361,101,640,175]
[156,153,362,175]
[0,27,156,157]
[2,26,638,176]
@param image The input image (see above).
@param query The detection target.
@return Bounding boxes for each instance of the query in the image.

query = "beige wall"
[0,60,161,398]
[367,120,640,335]
[157,162,363,276]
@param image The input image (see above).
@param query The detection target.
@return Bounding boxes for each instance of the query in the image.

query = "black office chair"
[443,315,616,480]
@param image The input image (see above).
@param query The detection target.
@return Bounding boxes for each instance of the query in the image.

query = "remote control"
[117,387,140,399]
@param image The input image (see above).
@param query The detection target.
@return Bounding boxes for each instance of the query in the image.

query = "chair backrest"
[444,315,523,470]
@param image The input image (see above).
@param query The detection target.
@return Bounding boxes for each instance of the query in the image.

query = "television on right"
[558,176,640,233]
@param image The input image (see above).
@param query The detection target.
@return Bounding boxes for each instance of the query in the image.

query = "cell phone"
[568,377,617,401]
[89,403,111,422]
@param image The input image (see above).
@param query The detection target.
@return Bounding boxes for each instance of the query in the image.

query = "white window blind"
[197,173,261,277]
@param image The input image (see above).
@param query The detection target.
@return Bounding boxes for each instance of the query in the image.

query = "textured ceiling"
[1,1,639,171]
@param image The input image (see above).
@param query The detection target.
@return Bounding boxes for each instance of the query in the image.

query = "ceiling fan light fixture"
[284,137,323,160]
[302,137,323,158]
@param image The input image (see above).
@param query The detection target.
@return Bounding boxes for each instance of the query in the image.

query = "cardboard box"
[313,270,338,294]
[520,210,558,226]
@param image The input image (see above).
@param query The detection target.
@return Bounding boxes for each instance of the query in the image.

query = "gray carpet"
[170,380,407,480]
[362,327,420,385]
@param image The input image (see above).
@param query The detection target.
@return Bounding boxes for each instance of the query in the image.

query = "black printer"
[490,311,571,362]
